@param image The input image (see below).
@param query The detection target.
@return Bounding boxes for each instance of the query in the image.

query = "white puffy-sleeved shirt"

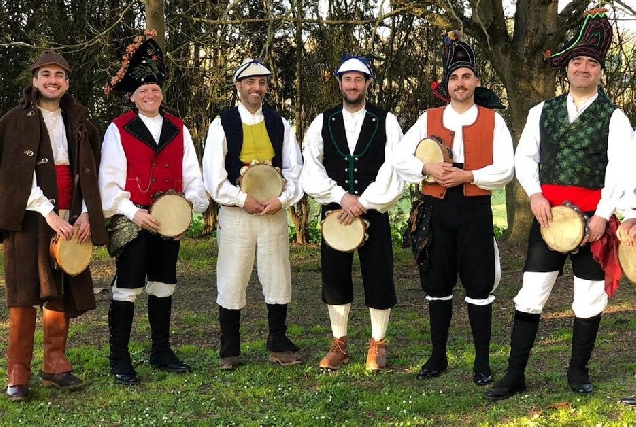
[301,105,404,213]
[99,112,209,220]
[393,104,514,190]
[27,107,88,216]
[515,93,635,220]
[202,102,303,208]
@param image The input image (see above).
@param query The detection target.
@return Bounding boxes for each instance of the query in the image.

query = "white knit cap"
[234,58,272,81]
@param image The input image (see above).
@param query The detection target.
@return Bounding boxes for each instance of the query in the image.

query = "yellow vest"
[239,121,275,163]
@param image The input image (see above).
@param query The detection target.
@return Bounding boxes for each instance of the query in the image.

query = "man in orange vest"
[393,32,514,386]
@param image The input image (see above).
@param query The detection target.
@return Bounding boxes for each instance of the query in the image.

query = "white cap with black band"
[234,59,272,82]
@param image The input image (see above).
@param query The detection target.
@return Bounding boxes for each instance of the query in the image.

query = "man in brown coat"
[0,51,107,401]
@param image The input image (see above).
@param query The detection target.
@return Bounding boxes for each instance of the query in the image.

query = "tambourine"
[415,136,453,183]
[540,202,589,253]
[239,161,285,201]
[321,209,369,253]
[49,228,93,276]
[149,192,193,237]
[618,244,636,284]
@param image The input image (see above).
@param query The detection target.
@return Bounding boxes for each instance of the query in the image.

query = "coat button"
[23,150,34,156]
[164,163,169,168]
[152,179,157,183]
[345,180,349,184]
[84,168,90,173]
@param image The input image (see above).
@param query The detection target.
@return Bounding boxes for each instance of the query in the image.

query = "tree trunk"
[203,201,219,236]
[146,0,166,50]
[289,0,309,244]
[290,196,310,244]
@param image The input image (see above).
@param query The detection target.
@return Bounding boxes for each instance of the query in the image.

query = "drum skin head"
[322,210,366,252]
[50,231,93,276]
[540,205,586,253]
[240,164,284,201]
[150,194,193,237]
[619,244,636,284]
[415,138,452,183]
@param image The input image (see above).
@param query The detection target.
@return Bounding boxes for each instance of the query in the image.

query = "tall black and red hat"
[431,31,504,109]
[105,29,166,94]
[545,8,613,69]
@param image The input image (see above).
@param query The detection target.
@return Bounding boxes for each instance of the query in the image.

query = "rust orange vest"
[422,106,494,199]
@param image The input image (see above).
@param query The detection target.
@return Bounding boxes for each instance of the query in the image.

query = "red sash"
[56,165,72,210]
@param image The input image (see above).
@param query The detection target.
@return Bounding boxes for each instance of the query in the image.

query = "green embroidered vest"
[538,93,616,190]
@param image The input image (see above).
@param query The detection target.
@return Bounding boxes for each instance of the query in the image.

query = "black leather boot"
[467,303,493,385]
[108,300,140,385]
[219,306,241,370]
[417,299,452,379]
[485,311,540,400]
[148,295,191,373]
[567,315,601,394]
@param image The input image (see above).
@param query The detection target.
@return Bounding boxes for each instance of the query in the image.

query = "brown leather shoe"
[40,371,84,390]
[319,337,348,370]
[220,356,239,371]
[6,385,29,402]
[365,338,387,371]
[269,351,301,366]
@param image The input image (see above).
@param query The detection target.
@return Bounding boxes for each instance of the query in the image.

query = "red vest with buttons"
[423,105,494,198]
[114,110,184,207]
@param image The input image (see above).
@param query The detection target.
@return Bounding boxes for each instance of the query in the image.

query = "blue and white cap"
[334,55,373,79]
[234,58,272,82]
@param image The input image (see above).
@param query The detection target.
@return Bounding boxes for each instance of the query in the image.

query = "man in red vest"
[100,31,209,385]
[0,51,107,401]
[393,32,514,386]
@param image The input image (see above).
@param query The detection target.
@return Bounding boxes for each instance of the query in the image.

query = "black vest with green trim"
[320,103,388,196]
[538,93,616,190]
[220,106,284,185]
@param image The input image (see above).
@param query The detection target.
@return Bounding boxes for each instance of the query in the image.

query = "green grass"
[2,232,636,425]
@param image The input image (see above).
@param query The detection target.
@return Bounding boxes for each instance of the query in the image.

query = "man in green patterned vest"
[486,8,635,401]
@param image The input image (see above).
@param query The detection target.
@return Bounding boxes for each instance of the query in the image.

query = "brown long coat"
[0,88,108,316]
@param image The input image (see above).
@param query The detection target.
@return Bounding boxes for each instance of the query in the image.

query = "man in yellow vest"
[202,59,303,370]
[393,32,514,385]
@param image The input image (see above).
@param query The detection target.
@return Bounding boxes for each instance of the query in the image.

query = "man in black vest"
[202,59,304,371]
[486,8,635,401]
[301,55,404,371]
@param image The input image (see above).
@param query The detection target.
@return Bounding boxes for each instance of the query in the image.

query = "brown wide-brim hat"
[30,50,72,74]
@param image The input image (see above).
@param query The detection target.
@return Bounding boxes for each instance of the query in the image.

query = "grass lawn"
[1,228,636,425]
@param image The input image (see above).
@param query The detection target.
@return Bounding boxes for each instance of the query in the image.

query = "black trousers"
[115,230,181,288]
[418,188,496,299]
[524,217,604,280]
[320,205,396,310]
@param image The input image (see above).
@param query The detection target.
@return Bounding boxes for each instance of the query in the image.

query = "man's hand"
[243,196,266,215]
[530,193,552,228]
[336,208,359,226]
[423,162,451,183]
[132,209,161,233]
[74,212,91,243]
[45,211,74,240]
[260,198,282,215]
[436,165,472,188]
[581,215,607,245]
[617,218,636,246]
[340,194,366,218]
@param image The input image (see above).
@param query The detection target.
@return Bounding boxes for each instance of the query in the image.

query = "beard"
[341,89,365,108]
